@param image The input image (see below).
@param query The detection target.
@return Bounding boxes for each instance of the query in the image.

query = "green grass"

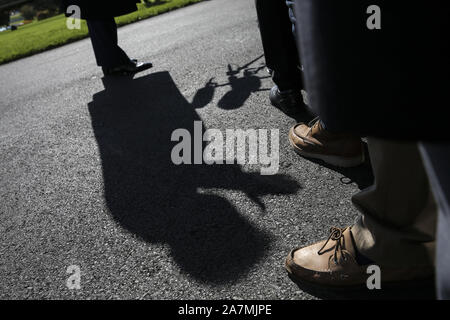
[0,0,203,65]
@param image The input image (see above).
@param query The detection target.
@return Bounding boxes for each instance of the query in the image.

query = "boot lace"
[307,116,320,128]
[317,227,348,265]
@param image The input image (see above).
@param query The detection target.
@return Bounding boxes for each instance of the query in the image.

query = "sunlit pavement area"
[0,0,373,299]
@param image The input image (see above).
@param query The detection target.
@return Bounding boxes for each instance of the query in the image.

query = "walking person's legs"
[86,18,153,76]
[86,18,130,69]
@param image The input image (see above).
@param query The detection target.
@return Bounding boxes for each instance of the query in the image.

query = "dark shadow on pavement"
[192,55,271,110]
[217,64,267,110]
[296,141,374,190]
[87,71,301,284]
[191,55,314,123]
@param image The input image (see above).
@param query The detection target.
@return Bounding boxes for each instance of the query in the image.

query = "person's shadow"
[88,72,301,284]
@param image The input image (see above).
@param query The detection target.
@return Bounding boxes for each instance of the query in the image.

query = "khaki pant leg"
[351,138,437,268]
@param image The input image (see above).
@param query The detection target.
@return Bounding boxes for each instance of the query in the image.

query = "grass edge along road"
[0,0,204,65]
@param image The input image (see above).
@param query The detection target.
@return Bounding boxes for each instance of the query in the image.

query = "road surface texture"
[0,0,374,299]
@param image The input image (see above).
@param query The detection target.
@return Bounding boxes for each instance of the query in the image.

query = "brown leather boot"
[286,227,368,287]
[288,118,364,167]
[285,227,435,295]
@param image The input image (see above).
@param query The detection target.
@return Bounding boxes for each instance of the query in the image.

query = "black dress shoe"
[269,85,304,113]
[102,59,153,76]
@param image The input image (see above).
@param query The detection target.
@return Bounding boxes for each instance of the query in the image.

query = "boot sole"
[286,266,436,300]
[288,134,365,168]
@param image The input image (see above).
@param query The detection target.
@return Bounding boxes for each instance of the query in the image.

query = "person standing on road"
[255,0,304,115]
[256,0,365,168]
[63,0,153,76]
[285,0,449,298]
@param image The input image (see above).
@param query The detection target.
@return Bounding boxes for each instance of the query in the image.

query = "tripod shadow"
[88,71,301,284]
[191,55,270,110]
[191,55,313,122]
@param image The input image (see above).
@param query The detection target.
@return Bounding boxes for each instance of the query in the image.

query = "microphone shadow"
[88,72,301,284]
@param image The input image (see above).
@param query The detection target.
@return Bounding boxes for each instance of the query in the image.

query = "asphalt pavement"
[0,0,373,299]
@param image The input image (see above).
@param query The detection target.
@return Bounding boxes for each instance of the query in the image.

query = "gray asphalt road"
[0,0,373,299]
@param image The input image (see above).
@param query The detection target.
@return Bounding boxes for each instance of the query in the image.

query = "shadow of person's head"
[88,71,301,284]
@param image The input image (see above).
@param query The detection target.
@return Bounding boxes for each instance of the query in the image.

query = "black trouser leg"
[86,18,130,68]
[255,0,303,91]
